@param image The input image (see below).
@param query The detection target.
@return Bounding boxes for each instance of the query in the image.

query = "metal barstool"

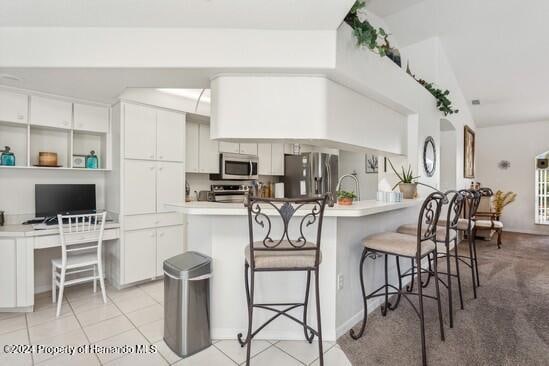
[398,191,466,328]
[473,188,504,249]
[350,192,446,366]
[238,195,328,366]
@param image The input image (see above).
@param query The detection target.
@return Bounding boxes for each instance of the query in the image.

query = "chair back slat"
[57,212,107,266]
[246,195,328,269]
[444,191,466,237]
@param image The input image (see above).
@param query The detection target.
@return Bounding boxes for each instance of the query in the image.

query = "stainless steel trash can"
[163,251,212,358]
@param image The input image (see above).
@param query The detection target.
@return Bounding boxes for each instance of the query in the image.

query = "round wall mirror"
[423,136,436,177]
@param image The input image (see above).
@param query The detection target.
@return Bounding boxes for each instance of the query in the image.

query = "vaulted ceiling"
[369,0,549,127]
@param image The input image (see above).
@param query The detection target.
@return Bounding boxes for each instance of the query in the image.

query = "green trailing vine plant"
[344,0,459,116]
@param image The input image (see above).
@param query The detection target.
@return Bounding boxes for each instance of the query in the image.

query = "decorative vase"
[0,146,15,166]
[85,150,99,169]
[338,197,354,206]
[398,183,417,199]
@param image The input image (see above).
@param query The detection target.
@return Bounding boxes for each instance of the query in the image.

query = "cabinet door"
[271,143,285,176]
[0,239,17,307]
[156,225,185,277]
[219,141,240,154]
[257,143,272,175]
[124,229,156,284]
[157,110,185,162]
[124,103,157,160]
[157,162,185,212]
[239,143,258,155]
[198,124,219,173]
[73,103,109,133]
[124,160,157,214]
[30,96,72,129]
[0,90,28,125]
[185,121,200,173]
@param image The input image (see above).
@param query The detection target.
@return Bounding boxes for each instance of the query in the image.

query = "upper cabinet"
[124,103,157,160]
[219,141,240,154]
[198,123,219,173]
[185,121,200,173]
[0,90,28,125]
[271,143,285,176]
[157,109,185,162]
[124,103,185,162]
[239,143,258,155]
[73,103,109,133]
[257,143,284,176]
[219,141,258,155]
[30,96,72,129]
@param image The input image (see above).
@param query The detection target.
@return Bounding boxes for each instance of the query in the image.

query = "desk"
[0,223,120,312]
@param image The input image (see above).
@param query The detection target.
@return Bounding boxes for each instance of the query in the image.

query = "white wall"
[338,151,378,200]
[440,130,457,191]
[477,121,549,235]
[400,37,476,191]
[0,169,106,217]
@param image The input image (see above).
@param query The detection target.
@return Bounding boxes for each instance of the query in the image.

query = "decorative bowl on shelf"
[36,152,60,167]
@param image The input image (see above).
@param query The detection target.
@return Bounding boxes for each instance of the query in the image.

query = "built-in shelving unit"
[0,86,111,171]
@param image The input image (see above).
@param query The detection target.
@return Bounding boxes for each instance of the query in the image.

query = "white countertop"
[0,222,120,238]
[166,199,422,218]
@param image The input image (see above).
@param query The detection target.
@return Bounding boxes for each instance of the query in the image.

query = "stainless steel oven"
[218,153,258,180]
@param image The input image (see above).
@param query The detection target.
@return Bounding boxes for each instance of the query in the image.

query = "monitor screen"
[35,184,96,217]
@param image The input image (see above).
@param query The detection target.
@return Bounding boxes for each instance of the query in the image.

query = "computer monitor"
[35,184,96,218]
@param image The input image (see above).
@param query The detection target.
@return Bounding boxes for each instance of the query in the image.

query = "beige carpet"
[338,232,549,365]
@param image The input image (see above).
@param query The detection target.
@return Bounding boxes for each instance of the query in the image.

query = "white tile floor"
[0,280,352,365]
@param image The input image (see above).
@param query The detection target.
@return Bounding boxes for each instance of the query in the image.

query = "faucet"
[335,174,361,201]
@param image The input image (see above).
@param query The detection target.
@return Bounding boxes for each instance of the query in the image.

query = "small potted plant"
[387,159,420,199]
[337,190,357,205]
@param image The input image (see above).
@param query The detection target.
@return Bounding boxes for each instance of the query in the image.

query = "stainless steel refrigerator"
[284,152,338,204]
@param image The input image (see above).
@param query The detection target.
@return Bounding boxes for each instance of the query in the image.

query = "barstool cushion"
[437,218,473,231]
[245,241,321,269]
[436,240,455,253]
[363,232,435,257]
[474,219,503,229]
[396,224,456,242]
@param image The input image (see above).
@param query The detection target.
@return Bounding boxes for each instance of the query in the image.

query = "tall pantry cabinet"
[107,102,186,286]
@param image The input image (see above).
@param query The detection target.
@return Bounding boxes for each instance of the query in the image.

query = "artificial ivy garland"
[344,1,459,116]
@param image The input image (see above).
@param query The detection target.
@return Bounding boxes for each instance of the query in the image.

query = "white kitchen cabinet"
[73,103,109,133]
[30,96,72,129]
[239,143,258,155]
[156,225,185,277]
[0,90,28,125]
[198,123,219,173]
[257,143,272,176]
[157,109,185,162]
[271,143,285,176]
[157,162,185,212]
[0,239,17,308]
[124,160,157,215]
[124,103,157,160]
[219,141,240,154]
[185,121,200,173]
[124,229,157,283]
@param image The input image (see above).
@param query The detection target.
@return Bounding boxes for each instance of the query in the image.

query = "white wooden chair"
[52,212,107,317]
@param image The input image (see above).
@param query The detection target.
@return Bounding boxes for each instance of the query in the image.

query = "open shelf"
[72,131,107,169]
[0,165,110,171]
[0,121,28,166]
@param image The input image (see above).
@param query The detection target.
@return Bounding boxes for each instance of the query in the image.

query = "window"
[535,158,549,225]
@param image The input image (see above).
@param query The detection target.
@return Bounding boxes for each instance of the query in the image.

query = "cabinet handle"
[159,155,163,159]
[149,166,155,171]
[159,232,165,237]
[17,114,24,120]
[149,154,154,159]
[149,232,155,237]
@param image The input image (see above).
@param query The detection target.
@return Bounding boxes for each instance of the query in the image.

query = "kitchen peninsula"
[167,199,422,341]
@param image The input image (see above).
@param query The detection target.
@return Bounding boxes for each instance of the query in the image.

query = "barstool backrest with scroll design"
[246,196,327,270]
[239,195,329,366]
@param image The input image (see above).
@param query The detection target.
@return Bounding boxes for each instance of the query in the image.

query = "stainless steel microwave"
[213,153,259,180]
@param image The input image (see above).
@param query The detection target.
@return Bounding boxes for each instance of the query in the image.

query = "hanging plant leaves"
[344,0,459,116]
